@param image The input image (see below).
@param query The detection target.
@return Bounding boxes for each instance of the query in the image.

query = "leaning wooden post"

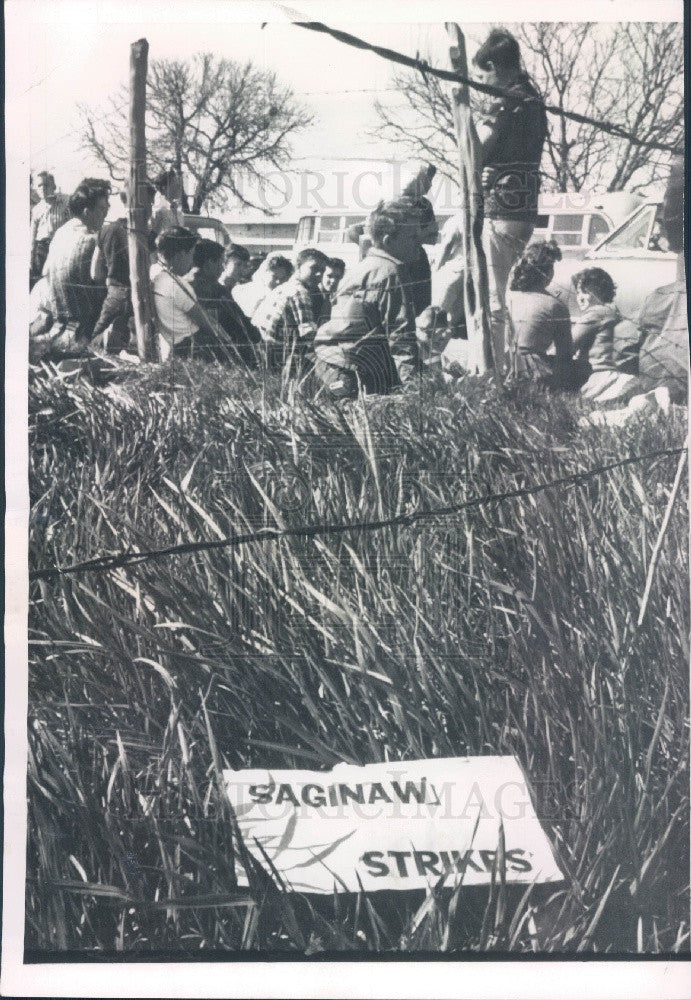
[445,23,493,374]
[128,38,157,361]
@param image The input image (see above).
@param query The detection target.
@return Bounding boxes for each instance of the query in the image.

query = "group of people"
[151,226,346,370]
[29,167,350,376]
[29,27,686,409]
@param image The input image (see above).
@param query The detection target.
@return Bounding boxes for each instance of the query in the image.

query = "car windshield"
[602,205,656,251]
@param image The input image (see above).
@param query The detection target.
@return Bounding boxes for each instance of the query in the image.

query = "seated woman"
[506,241,573,386]
[571,267,640,403]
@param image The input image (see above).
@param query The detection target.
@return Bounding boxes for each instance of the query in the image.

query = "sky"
[8,0,684,218]
[19,9,457,190]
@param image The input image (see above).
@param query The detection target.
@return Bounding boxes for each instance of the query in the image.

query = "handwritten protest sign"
[224,756,563,894]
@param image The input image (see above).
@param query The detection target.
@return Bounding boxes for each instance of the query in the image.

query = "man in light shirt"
[30,171,71,287]
[150,168,182,241]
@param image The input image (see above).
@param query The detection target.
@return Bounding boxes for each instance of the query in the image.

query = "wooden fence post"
[128,38,157,361]
[445,23,493,375]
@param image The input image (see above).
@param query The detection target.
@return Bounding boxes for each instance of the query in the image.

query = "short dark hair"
[192,238,225,268]
[326,257,346,276]
[227,243,250,262]
[509,240,561,292]
[366,200,418,247]
[69,178,111,217]
[296,248,328,267]
[571,267,616,304]
[37,171,55,186]
[153,168,178,195]
[156,226,198,261]
[346,223,365,245]
[473,29,521,72]
[266,254,293,276]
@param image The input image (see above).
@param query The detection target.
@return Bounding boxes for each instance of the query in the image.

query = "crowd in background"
[30,28,686,414]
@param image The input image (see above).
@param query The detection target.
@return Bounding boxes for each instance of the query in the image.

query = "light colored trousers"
[482,218,534,367]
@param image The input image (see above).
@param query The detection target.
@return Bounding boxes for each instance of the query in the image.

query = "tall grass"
[26,361,689,954]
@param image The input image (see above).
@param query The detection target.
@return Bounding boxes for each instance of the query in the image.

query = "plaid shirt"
[255,276,318,346]
[45,218,104,337]
[31,194,71,244]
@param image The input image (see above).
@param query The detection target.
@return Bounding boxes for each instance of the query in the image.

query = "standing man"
[30,171,71,287]
[321,258,346,300]
[472,29,547,367]
[150,168,183,241]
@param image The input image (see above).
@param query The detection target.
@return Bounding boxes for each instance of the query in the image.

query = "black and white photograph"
[3,0,689,996]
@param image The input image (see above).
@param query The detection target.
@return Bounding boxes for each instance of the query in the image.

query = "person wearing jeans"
[472,29,547,369]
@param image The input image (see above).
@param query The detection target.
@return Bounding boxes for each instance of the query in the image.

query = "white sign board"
[224,756,563,894]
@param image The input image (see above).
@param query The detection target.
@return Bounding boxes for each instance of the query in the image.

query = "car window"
[318,216,343,243]
[604,205,655,251]
[587,215,610,245]
[297,217,315,242]
[193,227,223,244]
[551,213,586,247]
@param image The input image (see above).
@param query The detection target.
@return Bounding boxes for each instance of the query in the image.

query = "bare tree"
[374,23,684,194]
[80,52,313,213]
[374,71,458,185]
[515,22,684,192]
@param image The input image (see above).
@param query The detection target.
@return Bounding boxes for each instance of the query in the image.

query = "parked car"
[182,214,231,248]
[296,195,643,274]
[528,191,644,258]
[548,199,679,320]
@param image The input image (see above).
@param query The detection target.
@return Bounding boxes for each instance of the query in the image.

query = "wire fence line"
[29,444,685,583]
[284,18,681,155]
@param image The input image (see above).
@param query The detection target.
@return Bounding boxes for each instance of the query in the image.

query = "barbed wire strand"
[29,444,685,582]
[284,18,680,155]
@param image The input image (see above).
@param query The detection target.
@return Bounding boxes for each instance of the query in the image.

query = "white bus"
[293,192,645,274]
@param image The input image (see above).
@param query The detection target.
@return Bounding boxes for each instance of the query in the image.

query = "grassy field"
[26,360,689,955]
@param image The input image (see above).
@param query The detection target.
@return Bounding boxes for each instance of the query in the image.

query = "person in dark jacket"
[188,239,261,366]
[472,29,548,368]
[90,183,156,352]
[313,199,421,399]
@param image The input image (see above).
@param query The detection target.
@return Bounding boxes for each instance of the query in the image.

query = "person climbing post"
[472,29,548,371]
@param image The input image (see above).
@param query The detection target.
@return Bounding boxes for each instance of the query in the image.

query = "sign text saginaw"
[224,756,564,894]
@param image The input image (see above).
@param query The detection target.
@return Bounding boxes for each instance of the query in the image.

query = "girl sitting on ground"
[571,267,640,403]
[505,240,573,386]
